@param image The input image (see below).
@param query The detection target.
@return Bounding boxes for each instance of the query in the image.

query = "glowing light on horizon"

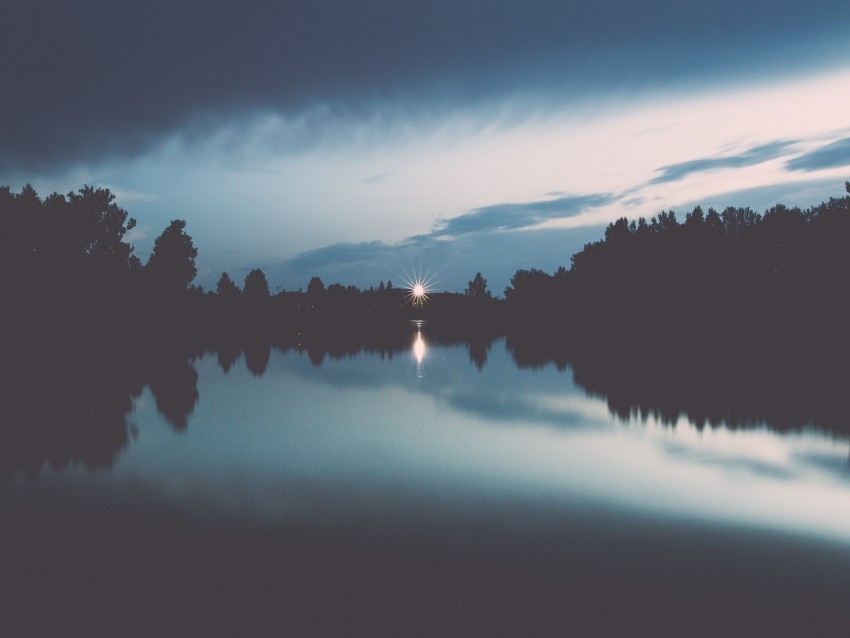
[401,270,435,307]
[406,280,430,307]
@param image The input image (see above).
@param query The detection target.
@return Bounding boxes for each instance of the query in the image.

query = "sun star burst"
[402,277,431,307]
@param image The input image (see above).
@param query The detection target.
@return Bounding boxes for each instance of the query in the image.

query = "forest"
[507,181,850,345]
[4,181,850,348]
[0,183,507,355]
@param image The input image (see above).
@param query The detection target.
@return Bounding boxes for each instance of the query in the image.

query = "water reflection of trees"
[507,332,850,437]
[262,320,501,369]
[232,324,850,440]
[0,337,200,479]
[0,345,134,479]
[5,319,849,480]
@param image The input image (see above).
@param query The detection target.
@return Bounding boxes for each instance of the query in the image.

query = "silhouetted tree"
[325,283,350,310]
[66,186,137,271]
[216,271,240,301]
[0,184,142,342]
[721,206,760,238]
[0,184,138,289]
[306,276,325,310]
[465,272,491,300]
[243,268,270,305]
[145,220,197,294]
[504,268,553,309]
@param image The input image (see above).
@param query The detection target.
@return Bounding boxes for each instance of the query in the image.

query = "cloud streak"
[285,241,402,274]
[431,193,615,237]
[650,140,799,184]
[786,137,850,172]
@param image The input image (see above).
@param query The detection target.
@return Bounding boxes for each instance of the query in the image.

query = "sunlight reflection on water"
[412,327,426,377]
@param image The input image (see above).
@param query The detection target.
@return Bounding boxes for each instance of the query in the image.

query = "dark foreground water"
[3,324,850,636]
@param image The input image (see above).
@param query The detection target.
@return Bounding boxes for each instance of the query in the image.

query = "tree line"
[4,181,850,351]
[502,182,850,350]
[0,182,509,384]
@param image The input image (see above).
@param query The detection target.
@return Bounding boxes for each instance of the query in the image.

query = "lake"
[3,321,850,636]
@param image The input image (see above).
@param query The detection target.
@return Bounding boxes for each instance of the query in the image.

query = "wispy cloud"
[360,172,390,185]
[431,193,615,237]
[124,225,150,244]
[105,187,158,203]
[650,140,799,184]
[786,137,850,172]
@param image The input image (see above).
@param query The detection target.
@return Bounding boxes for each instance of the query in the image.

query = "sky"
[3,0,850,294]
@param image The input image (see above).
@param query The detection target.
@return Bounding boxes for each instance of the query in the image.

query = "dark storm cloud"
[786,137,850,172]
[650,140,799,184]
[3,0,850,170]
[431,193,614,236]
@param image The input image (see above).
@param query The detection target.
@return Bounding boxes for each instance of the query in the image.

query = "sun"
[403,278,431,307]
[400,267,436,308]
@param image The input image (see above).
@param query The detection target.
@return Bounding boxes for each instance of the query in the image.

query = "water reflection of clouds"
[439,384,621,432]
[644,417,850,491]
[277,339,850,473]
[794,451,850,482]
[443,391,587,429]
[118,343,850,547]
[662,442,796,481]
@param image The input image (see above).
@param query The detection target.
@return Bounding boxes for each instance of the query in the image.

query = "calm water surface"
[5,324,850,636]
